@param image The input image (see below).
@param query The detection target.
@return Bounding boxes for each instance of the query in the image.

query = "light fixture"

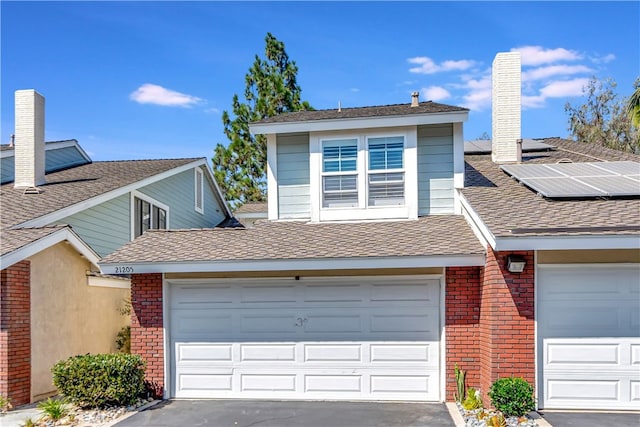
[506,255,526,273]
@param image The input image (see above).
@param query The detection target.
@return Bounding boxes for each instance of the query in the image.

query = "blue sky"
[2,1,638,161]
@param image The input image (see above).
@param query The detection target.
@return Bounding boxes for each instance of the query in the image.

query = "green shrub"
[453,364,466,403]
[52,353,146,408]
[488,377,535,417]
[0,394,12,413]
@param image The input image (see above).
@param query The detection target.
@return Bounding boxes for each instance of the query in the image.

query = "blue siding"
[417,124,455,215]
[1,144,89,184]
[138,167,226,229]
[56,193,131,257]
[277,133,310,219]
[1,157,15,184]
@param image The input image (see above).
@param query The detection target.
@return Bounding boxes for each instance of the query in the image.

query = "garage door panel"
[539,265,640,410]
[170,276,441,401]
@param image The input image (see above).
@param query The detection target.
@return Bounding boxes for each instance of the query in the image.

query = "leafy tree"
[213,33,312,207]
[627,83,640,128]
[565,77,639,153]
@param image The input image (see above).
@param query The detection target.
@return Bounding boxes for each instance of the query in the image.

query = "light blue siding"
[277,133,310,218]
[45,146,89,172]
[1,145,90,184]
[56,193,131,257]
[1,157,15,184]
[417,124,455,215]
[138,167,226,229]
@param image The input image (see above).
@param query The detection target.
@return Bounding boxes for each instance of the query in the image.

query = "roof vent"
[411,91,419,107]
[23,186,42,195]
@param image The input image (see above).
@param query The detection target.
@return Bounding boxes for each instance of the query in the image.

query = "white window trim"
[130,191,171,240]
[310,127,417,222]
[194,168,204,214]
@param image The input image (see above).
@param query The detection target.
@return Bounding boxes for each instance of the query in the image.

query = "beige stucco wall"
[537,249,640,264]
[29,242,129,401]
[165,267,445,280]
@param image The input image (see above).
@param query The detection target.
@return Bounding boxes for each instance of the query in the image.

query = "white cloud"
[512,46,582,66]
[591,53,616,64]
[522,64,593,82]
[539,78,590,98]
[408,56,477,74]
[204,107,220,114]
[130,83,202,107]
[422,86,451,101]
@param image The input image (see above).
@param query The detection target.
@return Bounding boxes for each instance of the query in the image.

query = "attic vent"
[23,186,41,194]
[195,168,204,213]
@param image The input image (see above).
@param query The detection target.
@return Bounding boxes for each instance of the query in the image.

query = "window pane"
[368,172,405,206]
[368,137,404,170]
[135,198,151,237]
[323,139,357,172]
[153,206,167,230]
[323,175,358,208]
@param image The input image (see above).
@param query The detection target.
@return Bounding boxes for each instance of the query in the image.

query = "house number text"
[114,266,134,274]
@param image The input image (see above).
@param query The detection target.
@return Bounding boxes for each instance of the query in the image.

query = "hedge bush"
[52,354,146,408]
[488,377,535,417]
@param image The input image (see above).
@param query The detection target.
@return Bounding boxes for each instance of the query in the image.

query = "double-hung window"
[368,136,405,206]
[134,196,167,238]
[322,139,358,208]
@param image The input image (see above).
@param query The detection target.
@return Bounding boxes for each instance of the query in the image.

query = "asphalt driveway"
[539,411,640,427]
[113,400,456,427]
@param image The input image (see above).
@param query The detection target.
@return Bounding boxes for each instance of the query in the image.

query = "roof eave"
[99,253,486,275]
[249,110,469,135]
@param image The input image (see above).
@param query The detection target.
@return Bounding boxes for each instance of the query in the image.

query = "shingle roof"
[101,215,484,264]
[252,101,468,124]
[1,225,69,257]
[1,158,201,229]
[463,138,640,237]
[233,201,268,215]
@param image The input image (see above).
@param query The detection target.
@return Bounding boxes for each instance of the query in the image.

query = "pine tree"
[213,33,312,207]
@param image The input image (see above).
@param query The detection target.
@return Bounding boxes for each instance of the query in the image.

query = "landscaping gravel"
[457,402,538,427]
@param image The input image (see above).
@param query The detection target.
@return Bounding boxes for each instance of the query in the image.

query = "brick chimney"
[14,89,46,188]
[491,52,522,163]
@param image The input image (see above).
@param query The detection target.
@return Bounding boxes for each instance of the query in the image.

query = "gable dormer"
[250,95,468,222]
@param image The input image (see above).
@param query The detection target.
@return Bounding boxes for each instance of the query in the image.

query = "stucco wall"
[29,242,129,401]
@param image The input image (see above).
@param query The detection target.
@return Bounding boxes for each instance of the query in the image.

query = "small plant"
[52,353,146,408]
[37,397,69,422]
[489,376,536,417]
[20,418,36,427]
[462,387,483,410]
[116,326,131,353]
[486,412,507,427]
[0,394,12,413]
[453,364,466,403]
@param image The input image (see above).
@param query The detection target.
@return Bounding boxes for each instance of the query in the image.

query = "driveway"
[539,411,640,427]
[113,400,456,427]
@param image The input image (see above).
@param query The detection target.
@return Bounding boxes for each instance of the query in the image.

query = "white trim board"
[1,226,100,270]
[100,254,485,275]
[14,158,225,229]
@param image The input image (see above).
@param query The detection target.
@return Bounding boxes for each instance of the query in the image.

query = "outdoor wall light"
[506,255,526,273]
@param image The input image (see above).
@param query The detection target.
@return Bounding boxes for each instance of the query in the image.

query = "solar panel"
[500,161,640,198]
[464,139,555,154]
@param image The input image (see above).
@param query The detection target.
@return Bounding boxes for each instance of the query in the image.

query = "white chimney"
[411,91,420,107]
[491,52,521,163]
[14,89,46,188]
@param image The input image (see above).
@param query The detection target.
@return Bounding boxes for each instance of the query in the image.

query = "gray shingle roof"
[233,201,268,215]
[1,158,201,229]
[101,215,484,264]
[463,138,640,237]
[1,225,68,257]
[252,102,468,124]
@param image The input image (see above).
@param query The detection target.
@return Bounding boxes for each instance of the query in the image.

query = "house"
[98,53,640,410]
[0,89,232,406]
[233,202,267,228]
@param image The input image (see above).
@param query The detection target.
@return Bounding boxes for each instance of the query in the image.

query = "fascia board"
[99,254,486,275]
[249,111,469,135]
[14,158,210,228]
[0,227,100,270]
[458,193,497,249]
[494,234,640,251]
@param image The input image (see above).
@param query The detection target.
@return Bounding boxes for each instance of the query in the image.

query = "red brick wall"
[478,247,535,404]
[130,273,164,398]
[0,261,31,406]
[445,266,482,400]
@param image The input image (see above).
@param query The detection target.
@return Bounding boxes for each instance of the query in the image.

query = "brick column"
[478,247,535,404]
[0,261,31,406]
[445,266,482,401]
[130,273,164,398]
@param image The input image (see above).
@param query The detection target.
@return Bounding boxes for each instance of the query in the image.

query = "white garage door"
[538,265,640,410]
[168,276,441,401]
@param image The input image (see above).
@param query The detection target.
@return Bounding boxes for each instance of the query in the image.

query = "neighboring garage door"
[538,265,640,410]
[168,276,441,401]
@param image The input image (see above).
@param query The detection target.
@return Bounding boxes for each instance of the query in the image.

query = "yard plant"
[488,377,535,417]
[52,353,146,408]
[37,397,69,422]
